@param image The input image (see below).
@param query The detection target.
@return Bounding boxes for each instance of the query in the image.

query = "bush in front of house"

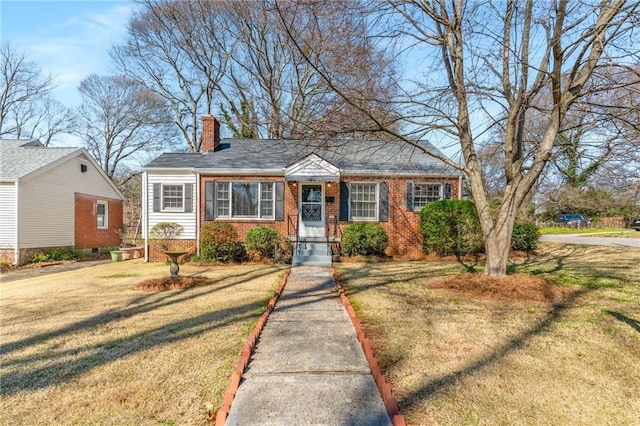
[420,199,484,256]
[28,247,92,263]
[511,220,540,253]
[199,223,241,262]
[245,226,282,260]
[150,222,183,251]
[341,223,389,257]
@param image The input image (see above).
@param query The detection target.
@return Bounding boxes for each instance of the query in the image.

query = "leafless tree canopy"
[77,74,176,178]
[111,0,398,151]
[277,0,640,276]
[0,43,76,145]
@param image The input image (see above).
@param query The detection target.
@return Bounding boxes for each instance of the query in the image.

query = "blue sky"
[1,0,136,107]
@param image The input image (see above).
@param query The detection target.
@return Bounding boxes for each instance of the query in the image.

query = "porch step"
[292,242,332,267]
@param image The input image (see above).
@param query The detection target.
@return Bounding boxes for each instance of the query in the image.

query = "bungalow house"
[0,139,124,265]
[142,116,463,265]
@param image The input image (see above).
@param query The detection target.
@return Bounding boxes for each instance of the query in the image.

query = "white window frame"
[350,182,378,221]
[413,183,443,210]
[162,184,184,212]
[215,181,275,220]
[97,201,108,229]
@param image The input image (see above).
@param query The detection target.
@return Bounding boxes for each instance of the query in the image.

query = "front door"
[299,183,325,237]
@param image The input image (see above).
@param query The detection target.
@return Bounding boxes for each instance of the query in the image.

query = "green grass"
[99,273,140,279]
[538,226,627,235]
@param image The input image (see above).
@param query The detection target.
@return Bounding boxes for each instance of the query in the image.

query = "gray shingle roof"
[144,139,462,177]
[0,139,82,180]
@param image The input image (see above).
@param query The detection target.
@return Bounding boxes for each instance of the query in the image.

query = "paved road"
[540,234,640,248]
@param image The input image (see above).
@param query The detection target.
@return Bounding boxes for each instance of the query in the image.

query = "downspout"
[142,171,149,262]
[14,181,20,265]
[195,172,200,257]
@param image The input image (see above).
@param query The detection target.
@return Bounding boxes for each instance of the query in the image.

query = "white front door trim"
[298,182,325,237]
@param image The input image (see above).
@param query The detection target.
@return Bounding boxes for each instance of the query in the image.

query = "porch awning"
[284,153,340,182]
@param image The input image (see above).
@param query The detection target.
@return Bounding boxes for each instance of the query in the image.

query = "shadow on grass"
[2,265,284,356]
[0,265,287,396]
[338,246,638,415]
[605,310,640,333]
[398,289,588,412]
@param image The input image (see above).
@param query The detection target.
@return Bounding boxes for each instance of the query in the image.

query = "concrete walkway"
[225,266,392,426]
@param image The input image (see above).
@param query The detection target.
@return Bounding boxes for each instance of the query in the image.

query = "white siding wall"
[0,182,16,248]
[19,154,122,248]
[146,172,197,240]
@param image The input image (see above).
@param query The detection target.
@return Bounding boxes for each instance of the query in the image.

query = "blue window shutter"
[379,182,389,222]
[339,182,350,221]
[184,183,193,212]
[204,181,215,220]
[275,181,285,221]
[153,183,161,212]
[406,181,414,211]
[444,183,452,199]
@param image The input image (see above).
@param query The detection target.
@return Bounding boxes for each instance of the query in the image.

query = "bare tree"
[111,0,230,152]
[277,0,640,277]
[77,74,175,178]
[0,43,75,145]
[112,0,397,147]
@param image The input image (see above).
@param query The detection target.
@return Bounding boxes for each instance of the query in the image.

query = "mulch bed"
[430,273,570,303]
[136,275,211,291]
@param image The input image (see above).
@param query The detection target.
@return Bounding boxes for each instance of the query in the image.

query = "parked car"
[554,214,589,228]
[630,217,640,231]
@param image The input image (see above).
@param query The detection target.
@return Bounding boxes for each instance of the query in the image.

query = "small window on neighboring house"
[97,201,108,229]
[162,185,184,210]
[350,183,378,220]
[413,183,442,210]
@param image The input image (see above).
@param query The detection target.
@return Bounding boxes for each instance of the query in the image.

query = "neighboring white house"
[0,139,125,265]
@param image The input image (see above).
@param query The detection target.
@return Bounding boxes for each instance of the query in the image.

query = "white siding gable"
[146,172,197,240]
[19,154,122,248]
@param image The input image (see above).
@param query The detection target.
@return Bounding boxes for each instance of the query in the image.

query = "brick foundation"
[147,239,197,262]
[0,249,14,264]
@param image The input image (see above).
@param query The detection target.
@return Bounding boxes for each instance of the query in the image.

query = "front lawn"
[0,260,287,425]
[336,243,640,425]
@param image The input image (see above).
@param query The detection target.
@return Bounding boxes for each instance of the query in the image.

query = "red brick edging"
[333,269,407,426]
[214,269,291,425]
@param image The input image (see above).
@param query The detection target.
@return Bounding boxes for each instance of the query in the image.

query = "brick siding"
[146,175,459,262]
[75,193,123,249]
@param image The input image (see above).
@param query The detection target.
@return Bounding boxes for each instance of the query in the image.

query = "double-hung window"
[350,183,378,220]
[216,181,274,219]
[162,185,184,211]
[413,183,442,210]
[96,201,108,229]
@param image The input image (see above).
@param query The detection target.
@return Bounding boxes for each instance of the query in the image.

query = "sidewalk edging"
[333,269,407,426]
[215,269,291,425]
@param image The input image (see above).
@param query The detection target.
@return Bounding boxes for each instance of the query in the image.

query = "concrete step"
[295,243,330,255]
[292,257,332,267]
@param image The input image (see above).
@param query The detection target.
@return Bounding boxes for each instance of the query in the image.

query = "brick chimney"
[201,115,220,153]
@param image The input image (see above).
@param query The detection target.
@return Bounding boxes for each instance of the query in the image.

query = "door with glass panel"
[299,183,325,237]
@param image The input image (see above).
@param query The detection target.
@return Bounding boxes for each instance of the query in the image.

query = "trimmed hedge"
[341,223,389,257]
[419,200,484,256]
[245,226,282,260]
[200,223,240,262]
[511,220,540,253]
